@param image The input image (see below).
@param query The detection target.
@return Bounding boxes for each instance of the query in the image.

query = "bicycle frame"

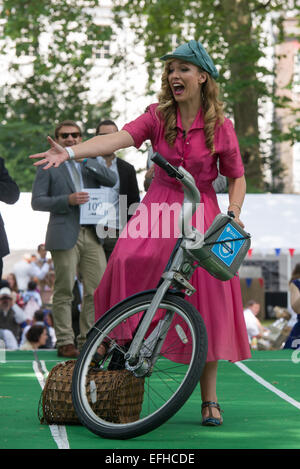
[125,159,204,372]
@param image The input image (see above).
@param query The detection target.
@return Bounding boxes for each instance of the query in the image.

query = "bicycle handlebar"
[151,152,183,179]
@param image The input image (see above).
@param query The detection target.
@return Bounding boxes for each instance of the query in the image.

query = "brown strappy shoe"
[201,401,223,426]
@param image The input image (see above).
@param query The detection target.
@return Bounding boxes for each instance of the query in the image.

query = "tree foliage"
[0,0,113,190]
[1,0,298,192]
[112,0,298,191]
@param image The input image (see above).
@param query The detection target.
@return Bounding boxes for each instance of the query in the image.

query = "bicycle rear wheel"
[72,291,207,439]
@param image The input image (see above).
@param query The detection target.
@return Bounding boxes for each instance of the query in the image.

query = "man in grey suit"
[31,120,116,358]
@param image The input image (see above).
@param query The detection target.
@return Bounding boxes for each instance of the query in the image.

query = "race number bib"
[80,188,109,225]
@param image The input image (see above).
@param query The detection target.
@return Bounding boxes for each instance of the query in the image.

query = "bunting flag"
[248,248,253,258]
[275,248,281,256]
[258,277,264,288]
[289,248,295,257]
[245,278,252,287]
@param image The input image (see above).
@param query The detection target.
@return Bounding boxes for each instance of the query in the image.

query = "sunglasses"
[58,132,81,139]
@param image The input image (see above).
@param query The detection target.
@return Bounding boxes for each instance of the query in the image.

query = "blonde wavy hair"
[157,60,224,154]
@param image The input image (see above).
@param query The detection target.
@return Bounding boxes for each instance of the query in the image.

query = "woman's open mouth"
[172,83,185,96]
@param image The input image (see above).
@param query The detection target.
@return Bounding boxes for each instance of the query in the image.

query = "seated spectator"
[19,324,48,351]
[20,309,54,349]
[6,273,19,293]
[243,300,266,345]
[23,280,42,308]
[21,280,42,322]
[5,273,24,308]
[0,287,27,349]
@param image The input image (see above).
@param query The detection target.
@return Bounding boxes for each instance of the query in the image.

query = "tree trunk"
[220,0,263,189]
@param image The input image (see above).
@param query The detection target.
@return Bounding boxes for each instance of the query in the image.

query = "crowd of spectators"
[0,244,58,351]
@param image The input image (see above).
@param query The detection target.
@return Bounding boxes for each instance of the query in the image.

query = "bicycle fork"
[124,277,173,377]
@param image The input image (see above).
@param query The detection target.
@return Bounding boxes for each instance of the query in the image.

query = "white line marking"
[33,360,70,449]
[235,361,300,410]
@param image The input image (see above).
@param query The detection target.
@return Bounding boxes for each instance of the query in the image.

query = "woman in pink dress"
[31,40,251,426]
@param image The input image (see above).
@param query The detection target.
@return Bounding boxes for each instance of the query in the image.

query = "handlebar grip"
[151,152,182,179]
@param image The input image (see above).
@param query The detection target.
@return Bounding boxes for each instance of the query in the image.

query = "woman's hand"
[228,206,245,228]
[29,136,69,169]
[233,213,245,229]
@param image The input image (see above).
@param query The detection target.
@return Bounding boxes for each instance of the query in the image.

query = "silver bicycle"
[71,153,250,439]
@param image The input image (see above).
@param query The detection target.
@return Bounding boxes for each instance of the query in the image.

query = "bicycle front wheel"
[72,292,207,439]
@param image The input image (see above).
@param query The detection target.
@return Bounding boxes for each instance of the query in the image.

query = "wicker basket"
[38,360,145,425]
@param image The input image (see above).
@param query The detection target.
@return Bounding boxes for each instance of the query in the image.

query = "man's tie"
[69,160,82,191]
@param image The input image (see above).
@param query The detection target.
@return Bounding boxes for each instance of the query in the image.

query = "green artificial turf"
[0,349,299,450]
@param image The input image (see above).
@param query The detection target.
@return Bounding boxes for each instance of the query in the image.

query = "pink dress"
[94,104,251,363]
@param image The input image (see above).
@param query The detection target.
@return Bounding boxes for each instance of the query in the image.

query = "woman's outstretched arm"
[29,130,134,169]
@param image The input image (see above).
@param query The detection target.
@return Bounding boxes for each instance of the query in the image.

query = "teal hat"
[160,40,219,80]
